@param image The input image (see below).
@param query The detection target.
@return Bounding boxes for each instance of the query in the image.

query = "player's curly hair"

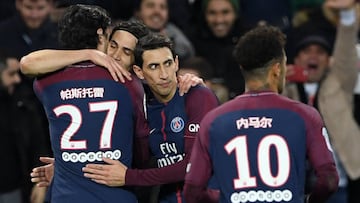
[233,25,286,72]
[58,4,111,50]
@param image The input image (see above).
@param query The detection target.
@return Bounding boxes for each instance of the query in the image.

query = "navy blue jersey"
[34,62,145,203]
[185,91,336,203]
[142,85,218,203]
[147,88,186,166]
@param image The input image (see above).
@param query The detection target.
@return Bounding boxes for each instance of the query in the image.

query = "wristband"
[340,8,356,26]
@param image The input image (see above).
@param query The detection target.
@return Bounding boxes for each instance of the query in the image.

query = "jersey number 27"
[53,101,118,150]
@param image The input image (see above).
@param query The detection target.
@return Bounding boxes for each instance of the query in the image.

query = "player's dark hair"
[134,33,175,68]
[109,20,149,41]
[58,4,111,50]
[233,25,286,72]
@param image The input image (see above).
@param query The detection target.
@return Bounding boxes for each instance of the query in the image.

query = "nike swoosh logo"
[150,128,156,134]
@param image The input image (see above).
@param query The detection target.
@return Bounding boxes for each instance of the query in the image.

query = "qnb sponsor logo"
[230,189,292,203]
[188,123,200,133]
[62,150,121,163]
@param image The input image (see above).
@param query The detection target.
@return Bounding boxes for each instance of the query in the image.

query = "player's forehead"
[142,47,173,64]
[110,30,138,50]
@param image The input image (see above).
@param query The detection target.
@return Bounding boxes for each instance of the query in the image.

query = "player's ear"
[97,28,104,35]
[272,62,281,78]
[97,28,106,45]
[133,65,144,79]
[174,55,179,72]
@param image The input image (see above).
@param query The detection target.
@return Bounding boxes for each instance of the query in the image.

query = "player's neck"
[245,80,278,93]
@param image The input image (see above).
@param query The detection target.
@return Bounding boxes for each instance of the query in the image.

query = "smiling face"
[107,30,138,70]
[16,0,52,29]
[294,44,330,83]
[137,0,168,31]
[205,0,236,38]
[133,47,178,103]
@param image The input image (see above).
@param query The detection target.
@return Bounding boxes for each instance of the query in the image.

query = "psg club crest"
[170,116,184,133]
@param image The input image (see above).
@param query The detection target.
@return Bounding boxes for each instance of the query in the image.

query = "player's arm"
[306,110,339,203]
[82,87,218,187]
[325,0,358,90]
[124,86,219,186]
[183,118,214,203]
[20,49,130,82]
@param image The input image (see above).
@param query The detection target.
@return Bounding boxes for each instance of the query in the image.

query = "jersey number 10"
[225,135,290,189]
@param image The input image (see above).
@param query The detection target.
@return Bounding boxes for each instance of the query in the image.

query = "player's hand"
[325,0,355,10]
[83,158,128,187]
[286,64,308,83]
[30,185,47,203]
[30,157,54,187]
[89,50,132,83]
[178,73,206,96]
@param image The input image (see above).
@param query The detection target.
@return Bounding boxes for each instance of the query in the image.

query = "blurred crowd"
[0,0,360,203]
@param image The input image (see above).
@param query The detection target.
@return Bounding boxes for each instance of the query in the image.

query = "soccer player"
[80,33,220,203]
[183,25,339,203]
[30,5,146,202]
[25,20,207,202]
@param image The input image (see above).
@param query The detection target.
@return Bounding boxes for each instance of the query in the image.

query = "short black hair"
[109,20,149,41]
[58,4,111,49]
[134,33,175,67]
[233,25,286,72]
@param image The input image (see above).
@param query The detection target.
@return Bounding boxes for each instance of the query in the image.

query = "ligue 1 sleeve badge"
[170,116,185,133]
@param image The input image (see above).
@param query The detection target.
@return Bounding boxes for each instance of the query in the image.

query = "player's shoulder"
[184,85,219,106]
[277,94,322,120]
[59,61,114,81]
[123,76,145,98]
[185,85,216,98]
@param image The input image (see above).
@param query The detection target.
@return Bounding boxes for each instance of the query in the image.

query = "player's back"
[34,62,140,203]
[203,91,331,203]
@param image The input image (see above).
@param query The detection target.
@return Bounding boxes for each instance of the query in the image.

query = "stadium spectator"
[132,0,195,60]
[189,0,246,98]
[0,52,51,203]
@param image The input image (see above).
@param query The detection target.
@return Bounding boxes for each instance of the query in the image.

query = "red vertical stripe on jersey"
[176,185,182,203]
[161,110,167,141]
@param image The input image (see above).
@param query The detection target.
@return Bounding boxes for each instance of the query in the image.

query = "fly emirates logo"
[157,142,185,168]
